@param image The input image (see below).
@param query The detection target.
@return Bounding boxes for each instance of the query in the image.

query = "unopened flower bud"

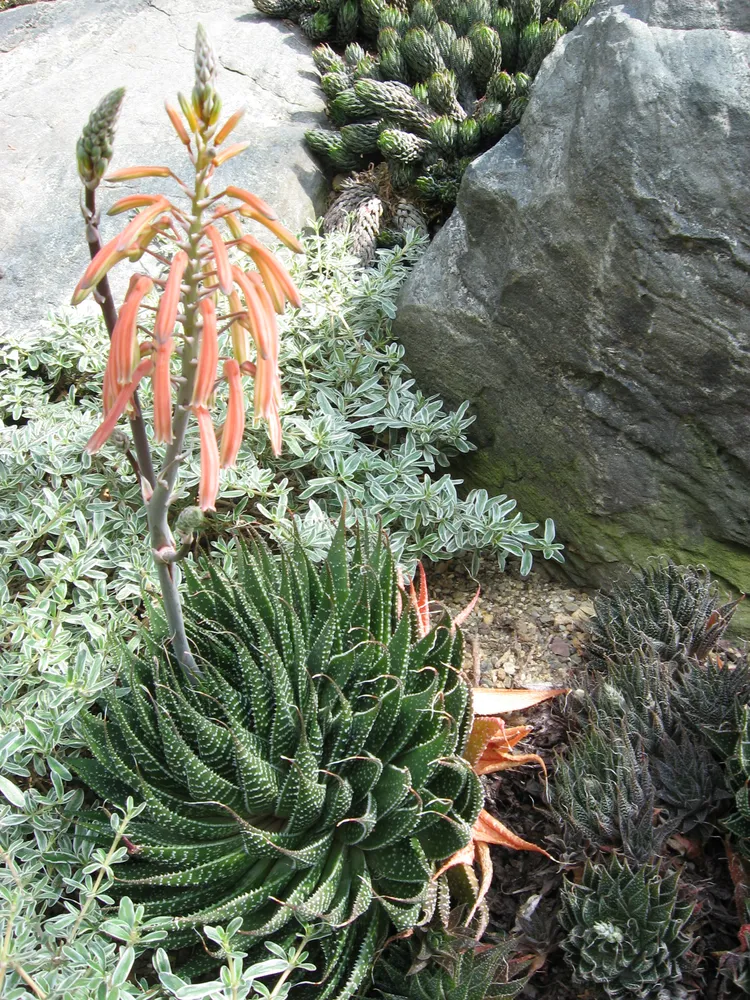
[76,88,125,190]
[175,505,205,541]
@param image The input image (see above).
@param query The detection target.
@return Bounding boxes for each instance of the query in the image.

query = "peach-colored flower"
[194,405,220,511]
[204,225,233,296]
[116,198,170,253]
[219,359,245,468]
[214,108,245,146]
[227,290,249,365]
[105,165,173,182]
[154,251,188,342]
[191,298,218,408]
[152,339,174,444]
[112,274,154,388]
[237,235,301,310]
[236,207,304,254]
[165,102,191,146]
[71,235,130,305]
[107,194,164,217]
[225,185,278,222]
[231,266,271,360]
[86,357,154,454]
[212,141,251,167]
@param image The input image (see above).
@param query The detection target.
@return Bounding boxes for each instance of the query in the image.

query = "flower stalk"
[73,28,302,676]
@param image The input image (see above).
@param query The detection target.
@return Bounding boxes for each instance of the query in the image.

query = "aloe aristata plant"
[72,26,303,673]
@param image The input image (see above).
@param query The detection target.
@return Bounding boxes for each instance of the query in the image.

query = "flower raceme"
[76,90,303,511]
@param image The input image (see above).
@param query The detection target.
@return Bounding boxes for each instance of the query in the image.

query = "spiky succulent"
[322,165,428,264]
[553,723,667,864]
[72,523,483,997]
[560,857,694,1000]
[290,0,597,214]
[371,932,527,1000]
[674,654,750,759]
[724,705,750,854]
[589,560,738,668]
[585,652,730,837]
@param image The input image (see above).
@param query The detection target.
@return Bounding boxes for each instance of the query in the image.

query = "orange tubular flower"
[225,185,278,222]
[195,405,220,511]
[238,235,301,310]
[108,194,164,217]
[154,251,188,342]
[231,265,271,359]
[212,141,250,167]
[191,298,219,407]
[204,225,233,296]
[236,206,304,254]
[116,198,170,253]
[152,340,174,444]
[220,360,245,468]
[165,102,191,146]
[71,235,130,305]
[105,165,173,182]
[85,357,155,454]
[112,275,154,388]
[228,290,249,364]
[214,108,245,146]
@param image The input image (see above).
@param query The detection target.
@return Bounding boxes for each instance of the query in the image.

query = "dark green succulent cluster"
[553,561,750,998]
[590,559,738,668]
[283,0,596,207]
[560,857,693,1000]
[72,523,483,998]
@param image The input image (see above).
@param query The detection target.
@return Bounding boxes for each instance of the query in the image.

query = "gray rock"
[0,0,327,338]
[395,1,750,618]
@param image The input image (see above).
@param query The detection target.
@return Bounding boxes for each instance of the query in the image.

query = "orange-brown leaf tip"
[212,141,251,167]
[473,809,552,858]
[194,405,220,512]
[452,586,480,632]
[225,185,278,221]
[204,225,234,296]
[214,107,245,146]
[472,687,568,716]
[191,298,219,408]
[219,359,245,468]
[165,102,191,146]
[105,165,173,182]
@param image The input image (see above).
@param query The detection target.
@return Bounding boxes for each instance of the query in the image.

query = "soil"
[429,558,749,998]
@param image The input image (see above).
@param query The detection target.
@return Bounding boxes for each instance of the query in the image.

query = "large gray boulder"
[0,0,326,338]
[395,0,750,616]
